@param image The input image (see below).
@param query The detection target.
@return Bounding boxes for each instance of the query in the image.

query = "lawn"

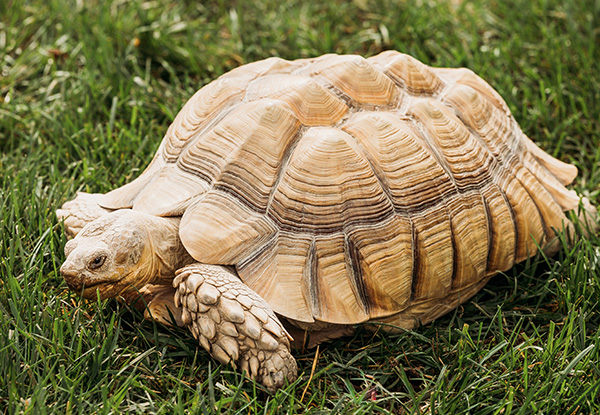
[1,0,600,413]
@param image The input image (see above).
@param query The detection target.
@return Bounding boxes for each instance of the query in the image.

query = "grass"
[1,0,600,413]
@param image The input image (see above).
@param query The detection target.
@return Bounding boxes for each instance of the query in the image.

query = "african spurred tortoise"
[57,51,597,390]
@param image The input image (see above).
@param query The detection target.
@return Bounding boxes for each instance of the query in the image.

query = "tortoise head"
[60,210,163,300]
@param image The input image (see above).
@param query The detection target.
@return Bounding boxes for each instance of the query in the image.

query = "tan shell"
[101,51,587,326]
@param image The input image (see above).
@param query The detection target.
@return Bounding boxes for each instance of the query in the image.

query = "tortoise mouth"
[63,272,126,300]
[78,281,125,300]
[61,261,129,299]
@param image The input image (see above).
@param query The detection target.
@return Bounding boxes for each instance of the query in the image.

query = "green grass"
[1,0,600,413]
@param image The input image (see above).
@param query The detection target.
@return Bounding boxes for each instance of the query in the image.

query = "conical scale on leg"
[173,264,297,390]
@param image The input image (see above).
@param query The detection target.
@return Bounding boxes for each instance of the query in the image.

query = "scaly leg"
[173,263,297,391]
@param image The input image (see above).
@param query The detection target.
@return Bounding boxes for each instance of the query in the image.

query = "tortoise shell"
[100,51,583,326]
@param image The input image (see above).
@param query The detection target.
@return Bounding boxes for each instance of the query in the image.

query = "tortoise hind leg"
[56,192,111,237]
[173,263,297,391]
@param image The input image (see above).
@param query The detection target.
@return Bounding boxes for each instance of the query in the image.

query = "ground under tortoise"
[58,50,597,391]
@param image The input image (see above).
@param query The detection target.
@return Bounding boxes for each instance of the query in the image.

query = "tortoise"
[57,50,597,391]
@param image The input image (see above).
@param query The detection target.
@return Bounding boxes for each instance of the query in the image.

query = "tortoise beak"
[61,261,83,290]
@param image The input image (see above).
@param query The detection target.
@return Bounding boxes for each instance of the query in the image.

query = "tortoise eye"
[88,254,106,270]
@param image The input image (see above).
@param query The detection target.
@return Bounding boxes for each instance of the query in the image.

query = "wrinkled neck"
[145,216,194,284]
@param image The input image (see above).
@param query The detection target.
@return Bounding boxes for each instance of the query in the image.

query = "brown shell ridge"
[404,109,463,197]
[172,102,245,163]
[243,74,349,125]
[161,77,248,161]
[264,125,307,215]
[343,233,372,315]
[484,183,518,272]
[440,81,573,257]
[368,51,446,96]
[265,127,396,234]
[337,125,399,214]
[296,54,403,108]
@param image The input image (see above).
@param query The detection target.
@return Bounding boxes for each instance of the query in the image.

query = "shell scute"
[299,54,401,106]
[368,50,445,95]
[244,75,348,125]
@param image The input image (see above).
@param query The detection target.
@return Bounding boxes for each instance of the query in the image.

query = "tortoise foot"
[173,263,298,391]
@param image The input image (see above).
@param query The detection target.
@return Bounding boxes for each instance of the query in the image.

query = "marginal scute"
[344,216,414,317]
[411,205,454,300]
[238,235,314,323]
[496,171,545,262]
[481,184,517,272]
[445,192,489,289]
[309,234,370,324]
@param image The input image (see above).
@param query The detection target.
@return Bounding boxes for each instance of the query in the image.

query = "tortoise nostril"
[60,262,81,287]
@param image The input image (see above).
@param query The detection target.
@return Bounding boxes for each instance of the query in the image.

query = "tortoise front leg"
[173,263,297,391]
